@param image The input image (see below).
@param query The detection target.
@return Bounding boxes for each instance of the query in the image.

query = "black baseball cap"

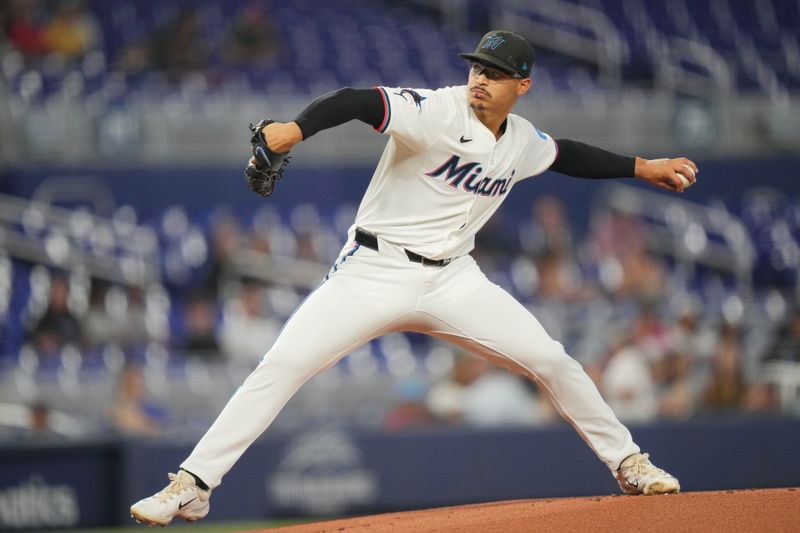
[459,30,535,79]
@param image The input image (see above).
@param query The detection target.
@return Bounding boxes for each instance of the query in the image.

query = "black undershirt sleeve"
[549,138,636,179]
[293,87,385,140]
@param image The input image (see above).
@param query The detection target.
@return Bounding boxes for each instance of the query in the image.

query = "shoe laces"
[621,453,669,480]
[156,472,195,503]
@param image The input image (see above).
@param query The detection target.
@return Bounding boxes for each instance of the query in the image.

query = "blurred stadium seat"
[2,0,798,101]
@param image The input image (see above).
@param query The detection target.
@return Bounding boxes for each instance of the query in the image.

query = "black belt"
[355,227,452,267]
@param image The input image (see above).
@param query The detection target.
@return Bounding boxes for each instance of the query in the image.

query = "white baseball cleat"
[130,470,211,526]
[615,453,680,495]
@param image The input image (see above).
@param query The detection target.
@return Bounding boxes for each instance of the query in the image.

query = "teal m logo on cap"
[482,35,505,50]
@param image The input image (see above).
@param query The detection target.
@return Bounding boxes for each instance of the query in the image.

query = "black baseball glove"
[244,119,291,197]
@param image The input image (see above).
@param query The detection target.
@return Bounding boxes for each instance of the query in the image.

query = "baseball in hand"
[676,164,695,189]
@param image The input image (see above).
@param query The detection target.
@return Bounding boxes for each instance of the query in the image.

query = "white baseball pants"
[181,232,639,488]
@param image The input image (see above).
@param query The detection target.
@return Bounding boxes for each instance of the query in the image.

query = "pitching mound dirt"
[260,488,799,533]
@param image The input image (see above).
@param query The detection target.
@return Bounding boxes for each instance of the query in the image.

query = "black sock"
[181,468,210,491]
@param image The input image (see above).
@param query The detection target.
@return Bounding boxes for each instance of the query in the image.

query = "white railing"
[0,188,160,285]
[593,183,757,287]
[496,0,629,82]
[656,37,734,96]
[229,249,329,291]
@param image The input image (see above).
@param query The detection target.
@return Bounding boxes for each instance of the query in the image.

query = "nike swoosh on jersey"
[178,497,197,509]
[459,136,472,143]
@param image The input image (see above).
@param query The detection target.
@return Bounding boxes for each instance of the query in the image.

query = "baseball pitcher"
[131,30,695,526]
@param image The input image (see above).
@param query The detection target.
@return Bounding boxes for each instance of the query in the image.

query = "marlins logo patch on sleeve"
[394,89,427,110]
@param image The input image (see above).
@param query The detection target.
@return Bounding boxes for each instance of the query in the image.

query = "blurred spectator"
[535,249,585,300]
[591,211,665,299]
[601,338,658,423]
[702,323,747,412]
[110,363,166,437]
[289,203,324,261]
[23,401,59,439]
[473,209,517,267]
[592,211,645,259]
[115,38,152,77]
[179,293,221,359]
[461,366,544,427]
[83,280,149,351]
[26,273,82,357]
[764,308,800,362]
[151,8,207,80]
[294,230,320,262]
[383,377,435,431]
[657,350,696,420]
[617,248,666,299]
[123,285,151,347]
[223,1,280,68]
[82,279,113,347]
[0,401,60,440]
[426,353,485,424]
[520,196,586,299]
[743,381,780,414]
[520,195,574,258]
[427,354,543,427]
[631,303,670,360]
[219,282,280,364]
[202,211,244,299]
[4,0,49,57]
[668,299,717,363]
[42,0,100,61]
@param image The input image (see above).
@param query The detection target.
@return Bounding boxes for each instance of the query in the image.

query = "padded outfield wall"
[1,418,799,530]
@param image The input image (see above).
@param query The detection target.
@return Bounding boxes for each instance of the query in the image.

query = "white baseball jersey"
[354,85,557,260]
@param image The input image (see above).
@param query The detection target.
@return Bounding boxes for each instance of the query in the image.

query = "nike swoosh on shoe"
[178,497,197,510]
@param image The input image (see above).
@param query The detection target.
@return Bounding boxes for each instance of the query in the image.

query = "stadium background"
[1,0,799,530]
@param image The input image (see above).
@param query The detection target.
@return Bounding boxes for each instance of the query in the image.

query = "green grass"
[69,519,316,533]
